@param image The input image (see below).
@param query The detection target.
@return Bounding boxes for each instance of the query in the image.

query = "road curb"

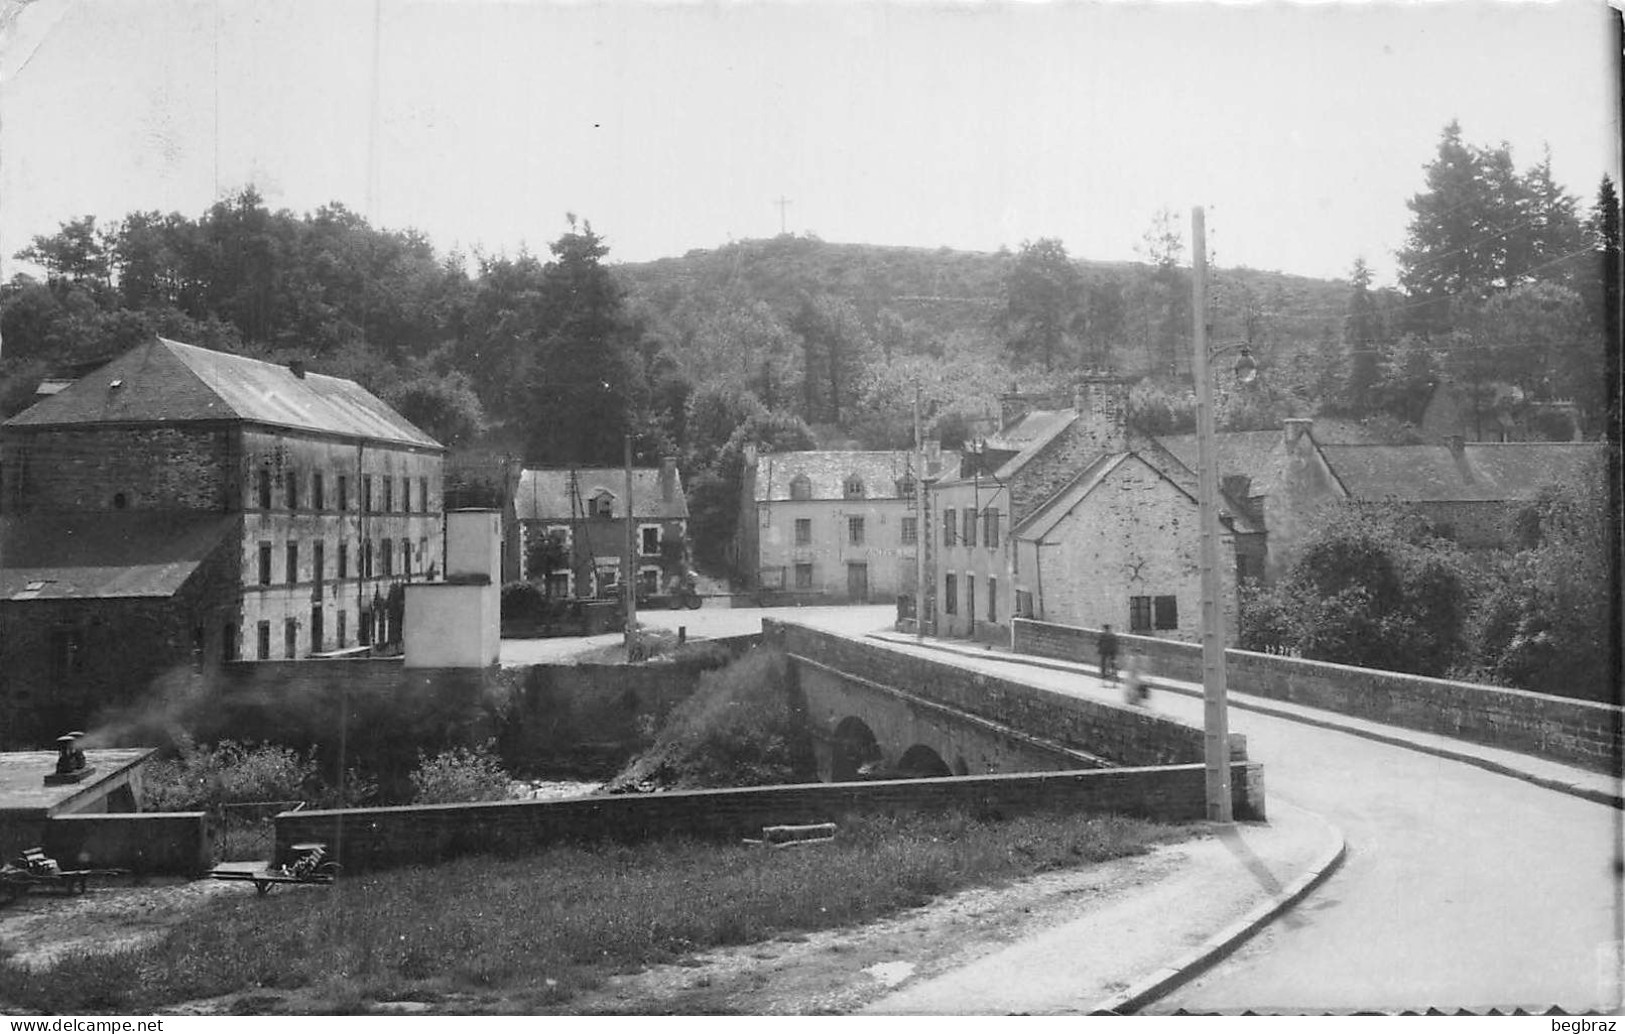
[1085,808,1349,1016]
[867,634,1623,811]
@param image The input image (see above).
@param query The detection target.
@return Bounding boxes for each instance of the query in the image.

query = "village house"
[1159,418,1604,578]
[505,461,690,599]
[0,338,443,746]
[736,446,955,603]
[932,379,1264,644]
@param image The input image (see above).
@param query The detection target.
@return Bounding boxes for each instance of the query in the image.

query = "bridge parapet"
[1014,618,1622,775]
[765,620,1245,774]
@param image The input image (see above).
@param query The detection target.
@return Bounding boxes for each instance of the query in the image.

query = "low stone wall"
[45,812,214,875]
[766,620,1245,768]
[275,761,1265,873]
[1013,618,1623,774]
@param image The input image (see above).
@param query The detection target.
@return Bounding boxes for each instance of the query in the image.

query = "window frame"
[794,518,813,546]
[1154,594,1179,631]
[847,515,865,546]
[1130,595,1154,633]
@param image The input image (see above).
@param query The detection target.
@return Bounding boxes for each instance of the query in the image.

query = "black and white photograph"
[0,0,1619,1020]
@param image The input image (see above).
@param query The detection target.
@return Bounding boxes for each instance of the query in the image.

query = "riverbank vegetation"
[606,645,805,791]
[0,808,1187,1014]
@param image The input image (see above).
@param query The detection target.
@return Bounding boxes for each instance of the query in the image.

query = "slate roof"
[936,409,1075,488]
[1011,453,1123,541]
[755,450,960,502]
[5,338,441,450]
[0,513,237,600]
[1318,442,1603,503]
[1156,430,1288,497]
[515,468,689,521]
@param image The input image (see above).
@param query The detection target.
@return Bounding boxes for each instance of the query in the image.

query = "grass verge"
[0,809,1191,1014]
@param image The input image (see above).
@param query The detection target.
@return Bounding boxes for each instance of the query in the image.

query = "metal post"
[1191,206,1233,823]
[914,385,927,640]
[624,435,637,660]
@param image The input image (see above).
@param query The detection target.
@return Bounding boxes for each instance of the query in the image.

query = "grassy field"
[1,809,1189,1014]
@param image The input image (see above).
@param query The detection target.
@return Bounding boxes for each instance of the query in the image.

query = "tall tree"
[524,217,637,466]
[1342,258,1382,413]
[1398,122,1587,336]
[790,293,873,426]
[999,237,1083,372]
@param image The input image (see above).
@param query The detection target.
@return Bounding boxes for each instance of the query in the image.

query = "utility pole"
[914,384,927,641]
[623,435,638,660]
[774,196,792,235]
[1191,206,1233,824]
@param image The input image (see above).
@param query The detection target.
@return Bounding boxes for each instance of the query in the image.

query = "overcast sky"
[1,0,1619,293]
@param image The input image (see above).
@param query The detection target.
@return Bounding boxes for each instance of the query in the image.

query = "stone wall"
[1,425,233,513]
[1013,617,1623,773]
[0,529,243,749]
[44,811,214,875]
[275,761,1265,873]
[766,620,1246,768]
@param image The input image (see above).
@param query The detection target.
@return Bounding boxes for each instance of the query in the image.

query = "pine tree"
[524,217,637,466]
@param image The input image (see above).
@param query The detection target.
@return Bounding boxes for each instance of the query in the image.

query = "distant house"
[0,337,444,746]
[737,447,956,603]
[932,379,1262,643]
[1161,418,1604,576]
[506,460,689,598]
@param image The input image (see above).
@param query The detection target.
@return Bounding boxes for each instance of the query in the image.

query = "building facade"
[931,379,1263,644]
[508,461,689,598]
[1,338,443,743]
[738,448,955,603]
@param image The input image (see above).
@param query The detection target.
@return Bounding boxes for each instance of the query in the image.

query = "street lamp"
[1189,206,1254,824]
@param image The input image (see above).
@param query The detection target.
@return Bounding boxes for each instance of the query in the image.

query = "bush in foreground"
[0,808,1186,1013]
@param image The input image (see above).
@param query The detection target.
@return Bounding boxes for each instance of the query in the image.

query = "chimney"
[999,391,1029,432]
[1283,418,1313,448]
[660,456,677,503]
[288,359,307,379]
[1071,376,1130,452]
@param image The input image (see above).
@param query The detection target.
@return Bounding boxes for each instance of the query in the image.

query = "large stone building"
[932,380,1262,643]
[737,447,956,603]
[0,338,443,745]
[506,461,689,598]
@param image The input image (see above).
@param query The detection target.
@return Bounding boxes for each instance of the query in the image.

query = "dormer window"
[592,490,616,518]
[112,492,127,509]
[843,476,865,500]
[789,475,812,501]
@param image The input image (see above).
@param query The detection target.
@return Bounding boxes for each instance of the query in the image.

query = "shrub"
[142,738,319,810]
[608,647,804,790]
[409,742,512,804]
[501,581,545,623]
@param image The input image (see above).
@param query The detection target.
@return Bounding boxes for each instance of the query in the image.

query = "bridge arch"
[896,744,952,778]
[831,716,883,782]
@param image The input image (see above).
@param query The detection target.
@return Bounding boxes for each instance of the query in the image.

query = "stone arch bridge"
[765,620,1243,783]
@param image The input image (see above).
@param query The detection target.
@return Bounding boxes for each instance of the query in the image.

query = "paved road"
[499,604,896,665]
[859,636,1623,1014]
